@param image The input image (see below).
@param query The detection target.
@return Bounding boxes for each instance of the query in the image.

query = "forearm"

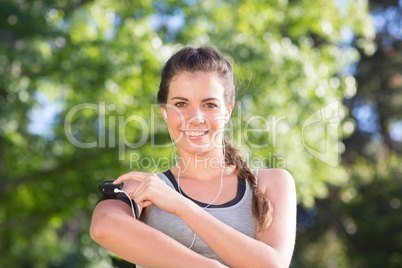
[91,201,224,268]
[179,200,283,268]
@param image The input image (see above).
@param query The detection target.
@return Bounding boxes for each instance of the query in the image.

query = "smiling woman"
[90,46,297,268]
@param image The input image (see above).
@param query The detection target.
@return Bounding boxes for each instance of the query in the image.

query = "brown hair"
[157,46,273,232]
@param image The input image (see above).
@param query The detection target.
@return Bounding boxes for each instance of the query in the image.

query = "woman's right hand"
[114,171,190,216]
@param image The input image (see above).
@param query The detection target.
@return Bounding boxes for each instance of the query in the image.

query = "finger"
[131,188,153,208]
[131,175,159,207]
[137,199,153,208]
[142,200,153,207]
[131,178,148,198]
[132,178,154,202]
[128,191,153,208]
[113,172,147,184]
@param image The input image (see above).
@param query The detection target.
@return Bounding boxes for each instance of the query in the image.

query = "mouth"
[181,130,209,137]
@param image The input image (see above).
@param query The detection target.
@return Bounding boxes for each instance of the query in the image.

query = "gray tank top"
[140,169,258,266]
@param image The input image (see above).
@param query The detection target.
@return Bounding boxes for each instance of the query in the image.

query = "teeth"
[185,131,206,136]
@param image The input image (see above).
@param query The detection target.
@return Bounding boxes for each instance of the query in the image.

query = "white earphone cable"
[114,188,137,219]
[167,113,227,249]
[174,139,226,249]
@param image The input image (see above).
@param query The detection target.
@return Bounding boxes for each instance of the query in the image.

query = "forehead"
[168,71,225,101]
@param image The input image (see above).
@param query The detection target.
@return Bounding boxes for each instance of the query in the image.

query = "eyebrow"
[170,97,220,102]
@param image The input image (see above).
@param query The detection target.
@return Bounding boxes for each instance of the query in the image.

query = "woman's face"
[163,71,232,156]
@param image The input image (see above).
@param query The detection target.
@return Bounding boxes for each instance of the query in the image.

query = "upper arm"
[90,184,221,267]
[256,168,297,264]
[91,179,144,236]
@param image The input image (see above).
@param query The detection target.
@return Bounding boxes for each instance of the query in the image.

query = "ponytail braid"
[223,139,273,233]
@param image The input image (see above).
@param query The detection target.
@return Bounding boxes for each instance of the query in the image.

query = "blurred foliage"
[293,0,402,267]
[1,0,399,267]
[343,154,402,267]
[293,152,402,268]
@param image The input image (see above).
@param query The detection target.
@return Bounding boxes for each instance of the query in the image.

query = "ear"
[225,104,234,123]
[161,107,168,123]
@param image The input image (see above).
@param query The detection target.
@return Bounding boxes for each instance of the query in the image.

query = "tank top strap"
[156,172,176,189]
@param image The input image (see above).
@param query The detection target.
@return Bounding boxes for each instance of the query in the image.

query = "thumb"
[130,191,153,207]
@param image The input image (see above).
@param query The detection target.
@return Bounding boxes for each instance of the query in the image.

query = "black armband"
[97,192,132,208]
[96,181,139,219]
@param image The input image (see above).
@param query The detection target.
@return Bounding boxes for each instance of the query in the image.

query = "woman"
[90,46,296,267]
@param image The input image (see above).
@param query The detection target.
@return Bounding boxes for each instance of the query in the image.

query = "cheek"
[208,110,227,126]
[168,112,185,129]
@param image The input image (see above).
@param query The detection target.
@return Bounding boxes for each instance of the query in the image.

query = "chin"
[179,141,215,155]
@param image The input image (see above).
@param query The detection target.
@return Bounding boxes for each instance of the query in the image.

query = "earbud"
[163,110,168,119]
[225,114,230,123]
[114,188,124,193]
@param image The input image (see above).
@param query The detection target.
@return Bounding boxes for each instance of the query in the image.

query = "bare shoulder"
[257,168,296,197]
[256,168,297,261]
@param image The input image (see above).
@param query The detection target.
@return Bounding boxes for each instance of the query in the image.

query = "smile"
[181,130,209,137]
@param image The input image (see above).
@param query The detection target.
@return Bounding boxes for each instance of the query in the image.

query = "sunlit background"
[0,0,401,267]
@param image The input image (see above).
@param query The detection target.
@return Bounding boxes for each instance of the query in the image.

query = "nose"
[188,108,205,125]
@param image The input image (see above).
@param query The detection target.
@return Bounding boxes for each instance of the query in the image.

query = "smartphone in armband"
[98,180,139,219]
[98,181,124,195]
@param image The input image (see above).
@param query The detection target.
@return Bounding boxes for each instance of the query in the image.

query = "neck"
[172,149,231,181]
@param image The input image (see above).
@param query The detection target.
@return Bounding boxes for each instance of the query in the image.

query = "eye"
[175,102,186,108]
[206,103,217,108]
